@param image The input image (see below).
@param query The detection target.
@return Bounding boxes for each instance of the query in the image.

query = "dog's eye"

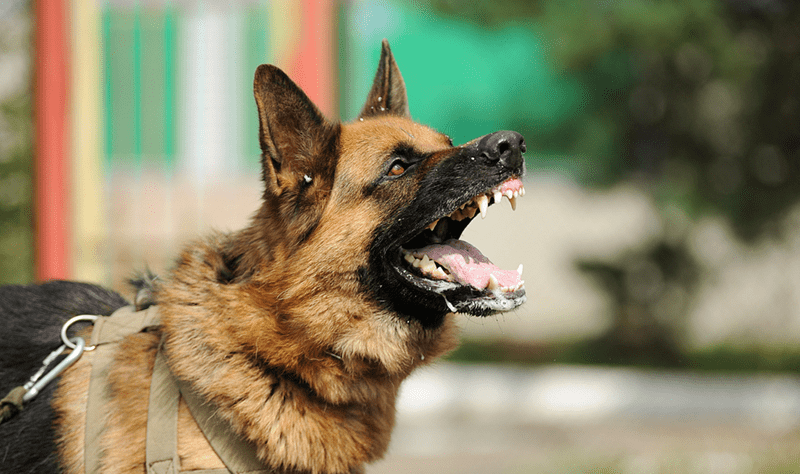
[388,161,407,177]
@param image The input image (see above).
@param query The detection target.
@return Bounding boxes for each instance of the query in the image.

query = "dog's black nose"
[477,131,526,169]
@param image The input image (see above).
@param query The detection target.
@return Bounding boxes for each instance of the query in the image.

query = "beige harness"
[84,305,272,474]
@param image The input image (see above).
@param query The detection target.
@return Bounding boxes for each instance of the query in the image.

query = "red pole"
[292,0,336,118]
[34,0,71,281]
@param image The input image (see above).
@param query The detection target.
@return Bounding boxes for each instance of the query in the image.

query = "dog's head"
[251,40,526,329]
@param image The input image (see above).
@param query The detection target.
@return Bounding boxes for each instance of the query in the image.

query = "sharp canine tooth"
[509,196,517,210]
[520,186,526,196]
[432,267,449,280]
[517,264,523,276]
[487,274,500,290]
[477,195,489,218]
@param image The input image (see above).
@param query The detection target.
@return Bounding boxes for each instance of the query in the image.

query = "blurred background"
[2,0,800,472]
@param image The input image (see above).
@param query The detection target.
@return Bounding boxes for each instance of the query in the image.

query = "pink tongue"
[414,239,521,290]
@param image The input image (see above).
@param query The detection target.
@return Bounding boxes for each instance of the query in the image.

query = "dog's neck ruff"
[84,305,271,474]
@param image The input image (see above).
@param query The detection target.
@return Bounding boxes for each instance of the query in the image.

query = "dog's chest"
[52,331,224,473]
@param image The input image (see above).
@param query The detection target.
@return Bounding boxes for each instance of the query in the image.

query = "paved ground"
[368,363,800,473]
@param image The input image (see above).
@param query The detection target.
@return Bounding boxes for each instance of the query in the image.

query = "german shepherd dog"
[0,40,526,474]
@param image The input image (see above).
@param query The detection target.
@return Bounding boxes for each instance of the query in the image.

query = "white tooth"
[432,267,449,280]
[420,255,436,272]
[404,253,415,264]
[509,196,517,210]
[477,195,489,218]
[487,274,500,290]
[412,258,421,268]
[520,186,526,196]
[517,264,523,276]
[504,190,513,199]
[493,190,502,204]
[512,190,519,198]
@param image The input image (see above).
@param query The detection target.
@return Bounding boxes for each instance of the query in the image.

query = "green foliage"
[449,337,800,374]
[0,98,34,286]
[447,338,556,365]
[0,7,33,285]
[427,0,800,240]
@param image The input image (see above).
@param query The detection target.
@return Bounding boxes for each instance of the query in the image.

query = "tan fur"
[157,197,458,473]
[53,42,467,474]
[53,351,92,474]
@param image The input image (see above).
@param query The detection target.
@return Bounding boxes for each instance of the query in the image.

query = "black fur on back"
[0,281,129,473]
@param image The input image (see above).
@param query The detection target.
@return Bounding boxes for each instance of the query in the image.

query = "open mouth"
[394,177,526,314]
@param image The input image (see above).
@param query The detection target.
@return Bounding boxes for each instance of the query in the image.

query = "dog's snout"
[477,131,525,169]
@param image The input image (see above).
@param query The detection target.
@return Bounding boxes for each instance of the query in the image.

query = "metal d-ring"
[60,315,99,351]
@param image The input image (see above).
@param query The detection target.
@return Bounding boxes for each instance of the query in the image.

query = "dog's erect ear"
[253,64,330,182]
[360,39,410,119]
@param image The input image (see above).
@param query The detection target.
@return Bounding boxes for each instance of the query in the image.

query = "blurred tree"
[427,0,800,241]
[0,4,34,284]
[426,0,799,364]
[575,239,699,367]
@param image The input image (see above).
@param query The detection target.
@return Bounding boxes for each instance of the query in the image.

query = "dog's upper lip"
[425,177,525,230]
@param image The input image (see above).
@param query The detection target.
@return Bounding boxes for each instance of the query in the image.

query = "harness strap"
[171,369,272,474]
[84,305,272,473]
[85,305,162,473]
[90,305,162,347]
[146,348,181,474]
